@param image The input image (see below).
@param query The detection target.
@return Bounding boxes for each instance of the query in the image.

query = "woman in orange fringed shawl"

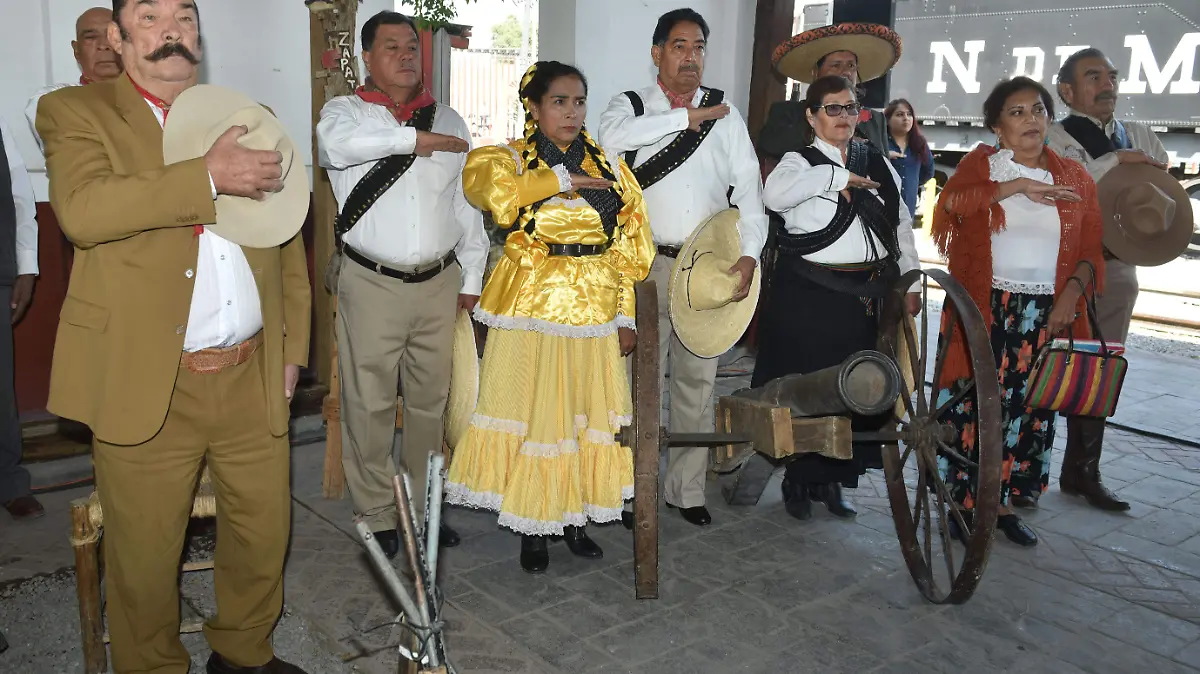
[931,77,1104,548]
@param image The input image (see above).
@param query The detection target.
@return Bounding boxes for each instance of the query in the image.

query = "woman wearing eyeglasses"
[756,75,921,522]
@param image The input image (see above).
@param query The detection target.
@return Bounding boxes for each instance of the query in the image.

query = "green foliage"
[492,14,523,49]
[399,0,478,30]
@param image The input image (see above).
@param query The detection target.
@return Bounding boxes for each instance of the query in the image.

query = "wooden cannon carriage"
[623,269,1003,605]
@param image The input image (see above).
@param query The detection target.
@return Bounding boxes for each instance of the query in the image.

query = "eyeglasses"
[812,103,862,117]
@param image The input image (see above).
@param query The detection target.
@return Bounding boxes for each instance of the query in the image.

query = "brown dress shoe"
[4,495,44,520]
[207,652,309,674]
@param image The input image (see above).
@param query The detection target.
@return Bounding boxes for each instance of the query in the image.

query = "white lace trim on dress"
[550,164,572,193]
[992,278,1056,295]
[444,482,634,536]
[472,308,626,338]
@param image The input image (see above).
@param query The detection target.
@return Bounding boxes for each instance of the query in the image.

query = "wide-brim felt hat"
[163,85,309,248]
[1097,163,1193,266]
[668,209,761,359]
[444,309,479,449]
[773,23,902,84]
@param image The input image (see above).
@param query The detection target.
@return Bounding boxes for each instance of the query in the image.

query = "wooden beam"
[308,0,360,388]
[746,0,795,145]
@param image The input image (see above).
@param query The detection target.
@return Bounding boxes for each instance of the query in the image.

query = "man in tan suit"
[37,1,311,672]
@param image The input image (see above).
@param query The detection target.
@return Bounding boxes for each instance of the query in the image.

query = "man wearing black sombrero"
[1047,48,1189,513]
[758,22,902,164]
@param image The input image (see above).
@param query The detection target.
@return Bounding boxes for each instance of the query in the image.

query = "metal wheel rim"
[878,268,1003,604]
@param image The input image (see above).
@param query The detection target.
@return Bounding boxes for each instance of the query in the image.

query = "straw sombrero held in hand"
[162,85,309,248]
[668,210,761,359]
[772,23,902,84]
[444,310,479,449]
[1097,163,1193,266]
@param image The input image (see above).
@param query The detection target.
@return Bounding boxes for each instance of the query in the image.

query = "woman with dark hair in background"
[446,61,654,574]
[757,75,921,522]
[932,76,1104,547]
[885,98,935,222]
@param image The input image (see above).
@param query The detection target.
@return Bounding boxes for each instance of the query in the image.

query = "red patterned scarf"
[658,78,696,109]
[356,79,437,122]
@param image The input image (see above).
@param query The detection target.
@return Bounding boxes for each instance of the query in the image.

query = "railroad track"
[917,258,1200,332]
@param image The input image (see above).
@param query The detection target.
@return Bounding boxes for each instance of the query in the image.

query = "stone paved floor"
[5,416,1200,673]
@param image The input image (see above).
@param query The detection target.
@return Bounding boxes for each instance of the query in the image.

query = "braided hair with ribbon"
[515,61,627,239]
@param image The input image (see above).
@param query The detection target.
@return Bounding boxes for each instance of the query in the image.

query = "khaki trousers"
[337,257,457,530]
[646,256,719,508]
[94,349,290,674]
[1094,258,1139,342]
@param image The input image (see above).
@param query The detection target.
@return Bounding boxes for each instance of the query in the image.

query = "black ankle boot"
[563,525,603,559]
[811,483,857,518]
[520,535,549,574]
[781,477,812,521]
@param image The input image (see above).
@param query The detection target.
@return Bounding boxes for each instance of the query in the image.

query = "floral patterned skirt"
[936,288,1057,509]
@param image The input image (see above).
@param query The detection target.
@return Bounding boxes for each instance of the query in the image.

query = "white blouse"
[988,150,1061,295]
[762,138,920,275]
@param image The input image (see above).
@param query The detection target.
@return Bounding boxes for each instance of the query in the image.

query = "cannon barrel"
[733,350,902,418]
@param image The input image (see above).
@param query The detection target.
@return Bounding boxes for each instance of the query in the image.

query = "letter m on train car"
[1119,33,1200,95]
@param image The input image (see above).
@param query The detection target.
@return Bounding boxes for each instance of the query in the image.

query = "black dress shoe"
[440,523,461,548]
[621,510,634,530]
[667,503,711,526]
[1009,494,1038,510]
[520,535,549,574]
[373,529,401,559]
[781,478,812,521]
[207,652,309,673]
[997,514,1038,547]
[946,510,974,545]
[811,483,857,518]
[563,525,603,558]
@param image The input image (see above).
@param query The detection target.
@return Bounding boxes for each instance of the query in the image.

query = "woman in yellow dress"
[446,61,654,574]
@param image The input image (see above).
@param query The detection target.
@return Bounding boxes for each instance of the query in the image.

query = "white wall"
[2,0,394,201]
[538,0,757,133]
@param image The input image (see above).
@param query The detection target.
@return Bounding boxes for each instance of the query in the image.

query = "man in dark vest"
[757,23,902,172]
[1047,48,1172,513]
[0,116,41,520]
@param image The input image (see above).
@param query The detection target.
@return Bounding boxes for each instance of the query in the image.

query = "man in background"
[26,7,124,152]
[0,115,41,521]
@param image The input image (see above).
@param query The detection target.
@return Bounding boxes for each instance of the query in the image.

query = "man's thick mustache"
[1095,93,1116,102]
[146,42,199,64]
[679,64,701,73]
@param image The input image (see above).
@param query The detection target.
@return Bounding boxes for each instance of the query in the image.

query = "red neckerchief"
[657,78,697,110]
[129,74,205,236]
[80,75,94,86]
[355,79,437,122]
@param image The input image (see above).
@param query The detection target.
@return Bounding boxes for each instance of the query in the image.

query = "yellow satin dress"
[445,139,654,535]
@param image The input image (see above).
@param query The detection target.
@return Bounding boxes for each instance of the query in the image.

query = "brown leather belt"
[181,331,263,374]
[656,244,682,259]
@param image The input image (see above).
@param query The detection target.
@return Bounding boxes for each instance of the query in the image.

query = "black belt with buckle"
[547,242,611,257]
[345,247,457,283]
[657,244,682,258]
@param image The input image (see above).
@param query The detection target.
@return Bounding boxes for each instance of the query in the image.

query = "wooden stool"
[70,467,218,674]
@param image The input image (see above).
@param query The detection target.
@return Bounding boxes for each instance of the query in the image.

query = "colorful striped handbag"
[1026,272,1127,417]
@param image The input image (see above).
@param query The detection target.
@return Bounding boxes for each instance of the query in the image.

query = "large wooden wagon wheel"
[629,281,662,600]
[876,269,1003,604]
